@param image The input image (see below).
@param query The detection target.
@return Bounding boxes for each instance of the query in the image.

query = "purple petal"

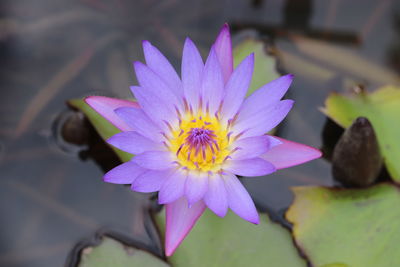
[220,54,254,121]
[185,172,208,206]
[165,197,206,256]
[131,169,173,193]
[201,47,224,114]
[142,41,182,98]
[134,62,181,108]
[104,161,146,184]
[260,137,322,169]
[132,151,173,170]
[107,131,163,154]
[269,135,283,148]
[131,85,178,129]
[84,96,139,131]
[114,107,161,142]
[203,173,228,217]
[214,23,233,83]
[230,135,271,160]
[222,172,259,224]
[233,100,294,139]
[224,158,276,177]
[238,74,294,120]
[158,169,187,204]
[182,38,204,111]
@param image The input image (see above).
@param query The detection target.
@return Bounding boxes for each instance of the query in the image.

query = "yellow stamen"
[169,112,231,172]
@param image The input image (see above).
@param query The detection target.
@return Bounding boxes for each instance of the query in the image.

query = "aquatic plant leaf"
[287,184,400,267]
[322,86,400,182]
[68,99,132,162]
[155,209,307,267]
[291,35,400,86]
[233,38,280,96]
[77,236,169,267]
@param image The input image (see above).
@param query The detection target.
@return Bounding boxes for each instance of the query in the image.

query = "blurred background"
[0,0,399,266]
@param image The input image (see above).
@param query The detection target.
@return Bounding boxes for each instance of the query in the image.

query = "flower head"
[85,24,321,256]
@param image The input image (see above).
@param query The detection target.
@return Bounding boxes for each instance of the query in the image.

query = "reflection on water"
[0,0,398,266]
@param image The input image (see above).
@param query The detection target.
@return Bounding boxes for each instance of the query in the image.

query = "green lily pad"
[155,210,307,267]
[78,236,169,267]
[322,86,400,182]
[286,184,400,267]
[233,38,280,96]
[68,98,132,162]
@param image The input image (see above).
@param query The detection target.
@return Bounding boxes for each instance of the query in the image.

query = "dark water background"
[0,0,399,266]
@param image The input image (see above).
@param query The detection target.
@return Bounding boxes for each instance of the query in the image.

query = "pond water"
[0,0,399,266]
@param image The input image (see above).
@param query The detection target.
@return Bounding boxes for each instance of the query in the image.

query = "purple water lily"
[85,24,321,256]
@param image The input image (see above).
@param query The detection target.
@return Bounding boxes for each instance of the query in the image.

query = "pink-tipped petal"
[201,47,224,114]
[234,100,294,138]
[103,161,146,184]
[221,54,254,121]
[260,137,322,170]
[107,131,163,154]
[84,96,139,131]
[224,158,276,177]
[132,169,173,193]
[185,171,208,205]
[114,107,162,142]
[222,172,259,224]
[132,151,173,170]
[230,135,271,160]
[142,40,182,98]
[214,23,233,83]
[159,169,187,204]
[182,38,204,111]
[269,135,283,148]
[203,173,228,217]
[238,74,294,120]
[165,197,206,256]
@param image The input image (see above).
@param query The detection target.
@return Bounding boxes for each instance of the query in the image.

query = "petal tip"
[165,244,177,257]
[218,23,230,37]
[286,73,295,79]
[142,40,150,46]
[83,95,94,105]
[103,173,116,184]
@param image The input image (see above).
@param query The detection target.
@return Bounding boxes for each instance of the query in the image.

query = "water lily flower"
[85,24,321,256]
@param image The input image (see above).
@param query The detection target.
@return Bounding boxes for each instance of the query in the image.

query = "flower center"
[169,113,231,172]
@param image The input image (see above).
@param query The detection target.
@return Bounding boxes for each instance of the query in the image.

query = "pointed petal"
[230,135,271,160]
[181,38,204,111]
[203,173,228,217]
[84,96,139,131]
[221,54,254,121]
[132,169,173,193]
[142,40,182,98]
[103,161,146,184]
[131,85,178,129]
[238,74,294,120]
[214,23,233,83]
[132,151,174,170]
[224,158,276,177]
[185,171,208,205]
[260,137,322,169]
[222,172,259,224]
[269,135,283,148]
[201,47,224,114]
[107,131,163,154]
[165,197,206,256]
[159,169,187,204]
[114,107,162,142]
[233,100,294,138]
